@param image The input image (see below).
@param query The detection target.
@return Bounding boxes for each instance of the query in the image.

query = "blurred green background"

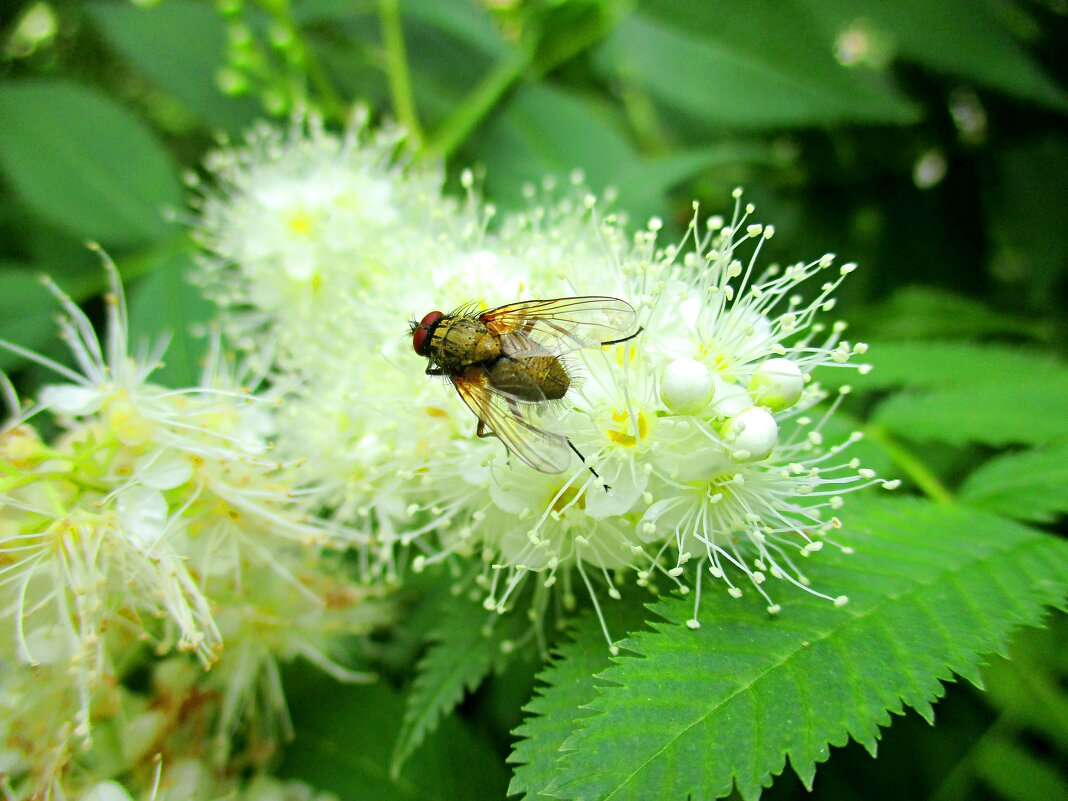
[1,1,1066,799]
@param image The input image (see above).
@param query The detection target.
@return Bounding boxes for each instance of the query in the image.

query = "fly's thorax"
[486,355,570,402]
[430,316,500,371]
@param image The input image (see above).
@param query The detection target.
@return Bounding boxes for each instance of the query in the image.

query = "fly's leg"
[567,439,611,493]
[426,365,448,376]
[600,326,644,347]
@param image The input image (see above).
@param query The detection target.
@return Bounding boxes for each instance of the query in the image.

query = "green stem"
[378,0,423,146]
[301,39,347,123]
[928,712,1014,801]
[275,0,347,123]
[422,4,618,160]
[864,423,954,505]
[421,50,529,160]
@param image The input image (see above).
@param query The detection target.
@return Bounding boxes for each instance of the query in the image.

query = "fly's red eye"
[412,311,444,355]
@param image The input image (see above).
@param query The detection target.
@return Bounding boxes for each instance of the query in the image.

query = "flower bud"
[723,407,778,461]
[748,357,804,411]
[708,378,753,418]
[660,357,714,414]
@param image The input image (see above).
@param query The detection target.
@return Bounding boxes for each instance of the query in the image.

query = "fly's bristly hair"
[447,300,485,319]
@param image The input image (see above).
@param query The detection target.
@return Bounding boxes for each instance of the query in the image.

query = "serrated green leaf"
[596,2,917,129]
[0,81,182,247]
[836,341,1068,393]
[540,496,1067,801]
[509,598,653,799]
[959,443,1068,523]
[127,248,216,389]
[85,0,260,133]
[390,589,527,777]
[873,383,1068,447]
[279,670,508,800]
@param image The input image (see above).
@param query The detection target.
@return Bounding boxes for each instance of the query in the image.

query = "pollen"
[607,340,639,365]
[551,484,586,514]
[286,209,315,236]
[607,409,649,447]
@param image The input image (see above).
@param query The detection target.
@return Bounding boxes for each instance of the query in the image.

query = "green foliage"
[476,83,639,200]
[598,2,918,128]
[125,248,216,389]
[833,341,1068,447]
[0,81,182,247]
[509,599,653,799]
[390,587,527,777]
[280,669,509,800]
[0,267,69,372]
[804,0,1068,110]
[836,342,1068,393]
[959,443,1068,524]
[933,618,1068,801]
[873,384,1068,446]
[1,0,1066,798]
[853,287,1054,343]
[511,497,1068,801]
[84,0,261,132]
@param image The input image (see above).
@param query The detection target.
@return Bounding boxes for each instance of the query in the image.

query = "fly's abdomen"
[487,356,570,402]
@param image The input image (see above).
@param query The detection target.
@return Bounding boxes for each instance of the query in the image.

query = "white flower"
[191,116,892,645]
[0,256,390,795]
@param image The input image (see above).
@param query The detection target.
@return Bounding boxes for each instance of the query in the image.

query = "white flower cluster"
[0,255,388,799]
[194,115,895,650]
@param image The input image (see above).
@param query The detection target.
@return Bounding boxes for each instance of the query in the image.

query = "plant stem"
[864,423,954,505]
[265,0,347,124]
[422,4,618,160]
[421,50,529,160]
[378,0,423,146]
[301,35,347,124]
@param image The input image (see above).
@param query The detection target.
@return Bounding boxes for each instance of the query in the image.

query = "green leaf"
[612,145,774,225]
[973,736,1068,801]
[0,81,182,247]
[538,496,1067,801]
[839,341,1068,393]
[0,262,104,373]
[873,383,1068,447]
[0,267,62,373]
[984,137,1068,300]
[390,589,527,777]
[85,0,260,133]
[509,599,653,800]
[475,83,641,203]
[280,670,509,800]
[852,286,1054,343]
[402,0,510,59]
[596,2,918,129]
[959,443,1068,524]
[981,620,1068,753]
[127,248,216,389]
[804,0,1068,112]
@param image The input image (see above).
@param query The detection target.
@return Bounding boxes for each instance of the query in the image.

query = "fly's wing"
[451,368,571,473]
[481,296,637,357]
